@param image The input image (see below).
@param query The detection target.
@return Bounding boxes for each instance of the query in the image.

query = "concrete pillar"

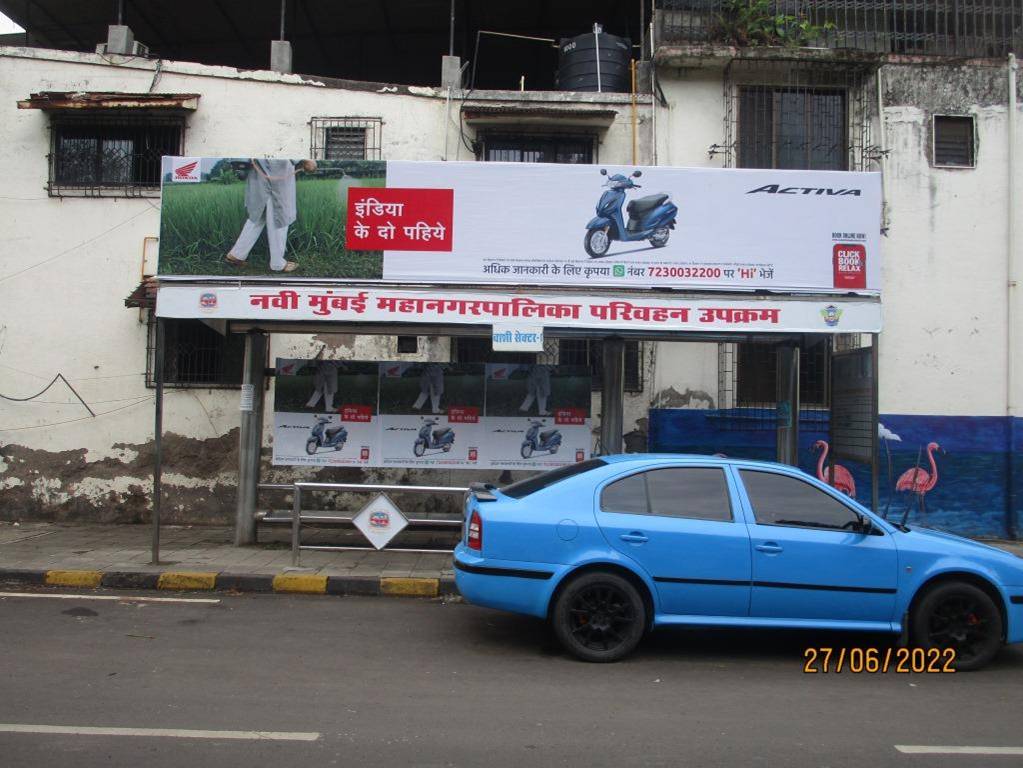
[270,40,293,74]
[105,25,135,55]
[775,345,800,466]
[235,331,267,545]
[600,338,625,455]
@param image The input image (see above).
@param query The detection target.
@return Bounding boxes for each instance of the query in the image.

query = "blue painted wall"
[648,409,1020,540]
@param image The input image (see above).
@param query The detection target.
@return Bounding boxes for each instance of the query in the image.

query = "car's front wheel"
[552,571,646,663]
[910,581,1003,671]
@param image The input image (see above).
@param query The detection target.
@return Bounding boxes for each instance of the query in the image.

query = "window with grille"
[933,115,975,168]
[310,117,382,160]
[479,133,595,164]
[558,339,643,393]
[146,316,247,388]
[736,342,828,407]
[49,114,184,196]
[737,86,847,171]
[451,337,538,365]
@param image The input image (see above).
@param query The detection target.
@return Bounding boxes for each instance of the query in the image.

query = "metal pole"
[449,0,456,56]
[600,338,625,455]
[871,334,880,514]
[151,317,165,565]
[234,331,267,546]
[775,344,800,466]
[280,0,287,40]
[291,485,302,567]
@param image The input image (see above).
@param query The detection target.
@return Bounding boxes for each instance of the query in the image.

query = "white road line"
[0,592,220,604]
[0,724,320,741]
[896,746,1023,756]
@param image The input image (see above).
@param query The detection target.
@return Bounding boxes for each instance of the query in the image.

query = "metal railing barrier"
[258,482,468,566]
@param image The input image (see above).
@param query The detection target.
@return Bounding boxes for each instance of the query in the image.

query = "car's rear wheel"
[552,571,646,663]
[910,581,1003,671]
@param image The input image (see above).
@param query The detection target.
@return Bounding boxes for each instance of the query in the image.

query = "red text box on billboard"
[346,187,453,251]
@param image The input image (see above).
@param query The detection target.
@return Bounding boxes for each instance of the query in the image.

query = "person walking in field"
[519,364,552,416]
[225,158,316,273]
[412,363,445,414]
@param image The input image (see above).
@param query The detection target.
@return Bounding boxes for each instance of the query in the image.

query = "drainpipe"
[1007,53,1019,539]
[876,67,889,232]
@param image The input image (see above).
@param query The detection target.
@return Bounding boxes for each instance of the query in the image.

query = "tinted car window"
[646,468,732,521]
[740,470,860,531]
[600,472,648,515]
[502,459,608,499]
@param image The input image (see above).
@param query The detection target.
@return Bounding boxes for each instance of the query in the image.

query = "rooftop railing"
[656,1,1020,58]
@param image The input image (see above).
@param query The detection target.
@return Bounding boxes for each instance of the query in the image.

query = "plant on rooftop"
[710,0,835,48]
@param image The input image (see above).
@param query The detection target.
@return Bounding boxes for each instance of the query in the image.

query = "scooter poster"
[159,158,880,295]
[272,359,380,466]
[377,362,485,469]
[271,358,592,469]
[482,364,592,470]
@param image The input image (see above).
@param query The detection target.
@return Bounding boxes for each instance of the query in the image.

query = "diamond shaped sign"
[352,494,408,550]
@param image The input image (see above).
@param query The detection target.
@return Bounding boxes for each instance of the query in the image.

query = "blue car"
[454,455,1023,669]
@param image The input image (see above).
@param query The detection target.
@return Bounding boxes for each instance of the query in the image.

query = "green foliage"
[157,176,385,279]
[711,0,835,48]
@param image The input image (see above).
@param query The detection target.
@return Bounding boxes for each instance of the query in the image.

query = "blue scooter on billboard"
[414,418,455,457]
[521,420,562,459]
[306,416,348,455]
[584,169,678,258]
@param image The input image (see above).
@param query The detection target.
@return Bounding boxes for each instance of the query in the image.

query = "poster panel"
[272,359,380,466]
[377,362,485,469]
[158,157,880,294]
[483,364,592,470]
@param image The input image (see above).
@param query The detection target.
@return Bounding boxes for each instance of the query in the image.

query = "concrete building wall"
[0,46,653,522]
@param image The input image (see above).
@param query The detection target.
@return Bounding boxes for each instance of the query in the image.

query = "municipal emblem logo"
[171,157,201,182]
[820,305,843,327]
[369,511,390,528]
[199,292,218,310]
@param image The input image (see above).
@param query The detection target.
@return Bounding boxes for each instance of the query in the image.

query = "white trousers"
[229,197,290,271]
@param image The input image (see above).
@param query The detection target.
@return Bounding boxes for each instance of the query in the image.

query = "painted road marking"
[896,746,1023,756]
[0,592,220,604]
[0,724,320,741]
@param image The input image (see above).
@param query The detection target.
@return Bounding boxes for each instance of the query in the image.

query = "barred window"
[933,115,975,168]
[310,117,382,160]
[559,339,643,393]
[146,316,247,389]
[738,86,847,171]
[479,133,595,164]
[49,115,183,196]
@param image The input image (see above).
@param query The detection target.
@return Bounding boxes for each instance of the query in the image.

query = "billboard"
[158,158,881,294]
[271,358,592,470]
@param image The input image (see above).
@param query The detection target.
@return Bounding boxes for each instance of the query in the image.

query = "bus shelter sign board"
[156,285,883,334]
[158,157,880,294]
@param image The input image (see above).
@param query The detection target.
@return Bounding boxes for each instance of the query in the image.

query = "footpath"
[0,522,456,598]
[2,521,1021,600]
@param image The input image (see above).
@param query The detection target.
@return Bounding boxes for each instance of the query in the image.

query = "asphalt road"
[2,589,1022,768]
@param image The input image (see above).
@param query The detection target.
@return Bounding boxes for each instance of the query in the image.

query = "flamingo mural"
[812,440,856,497]
[896,441,944,514]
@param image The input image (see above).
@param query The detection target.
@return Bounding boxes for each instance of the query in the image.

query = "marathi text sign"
[157,157,880,294]
[157,285,883,334]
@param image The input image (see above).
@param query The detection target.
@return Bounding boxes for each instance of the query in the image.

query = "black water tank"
[557,24,632,93]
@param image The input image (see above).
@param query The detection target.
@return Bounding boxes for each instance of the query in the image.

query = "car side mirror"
[857,515,873,535]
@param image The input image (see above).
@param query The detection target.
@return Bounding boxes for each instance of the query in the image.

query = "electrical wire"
[0,207,153,285]
[0,396,153,433]
[0,373,96,417]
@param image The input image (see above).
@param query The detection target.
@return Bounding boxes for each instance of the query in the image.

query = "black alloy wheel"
[552,571,646,662]
[911,581,1003,671]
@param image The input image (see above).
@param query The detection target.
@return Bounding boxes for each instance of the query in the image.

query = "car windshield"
[501,459,608,499]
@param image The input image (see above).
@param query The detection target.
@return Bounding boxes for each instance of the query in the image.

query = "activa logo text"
[747,184,861,196]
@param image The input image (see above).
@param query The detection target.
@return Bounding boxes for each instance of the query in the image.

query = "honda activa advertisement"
[158,158,881,294]
[271,359,591,469]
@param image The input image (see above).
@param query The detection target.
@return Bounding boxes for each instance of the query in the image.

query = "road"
[2,589,1022,767]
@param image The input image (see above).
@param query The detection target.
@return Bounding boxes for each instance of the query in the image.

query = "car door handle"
[755,542,784,554]
[619,532,649,544]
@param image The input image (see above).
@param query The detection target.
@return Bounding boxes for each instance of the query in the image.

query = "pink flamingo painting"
[896,442,943,514]
[813,440,856,497]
